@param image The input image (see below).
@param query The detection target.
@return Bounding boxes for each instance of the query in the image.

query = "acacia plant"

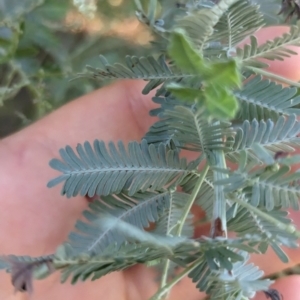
[2,0,300,299]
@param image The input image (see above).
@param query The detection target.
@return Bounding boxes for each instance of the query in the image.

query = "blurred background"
[0,0,155,137]
[0,0,287,137]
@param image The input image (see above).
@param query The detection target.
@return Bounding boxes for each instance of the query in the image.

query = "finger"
[2,79,157,161]
[28,79,157,148]
[0,81,158,300]
[0,80,157,255]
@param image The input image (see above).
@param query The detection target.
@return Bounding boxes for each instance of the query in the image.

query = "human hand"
[1,27,300,300]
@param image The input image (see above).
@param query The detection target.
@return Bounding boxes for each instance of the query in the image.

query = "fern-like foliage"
[175,0,249,52]
[54,237,204,284]
[145,105,233,154]
[227,203,298,262]
[217,162,300,211]
[188,245,270,299]
[206,252,272,299]
[0,237,262,292]
[153,191,194,237]
[82,55,191,95]
[56,243,160,284]
[235,75,300,121]
[5,0,300,299]
[47,139,194,197]
[238,22,300,68]
[54,236,259,285]
[144,93,193,148]
[248,166,300,211]
[207,0,264,50]
[79,0,267,98]
[149,192,194,279]
[68,191,171,254]
[227,114,300,162]
[182,171,216,218]
[149,88,192,115]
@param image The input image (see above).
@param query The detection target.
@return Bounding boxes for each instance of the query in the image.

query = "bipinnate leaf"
[166,83,201,103]
[206,252,272,299]
[144,105,233,154]
[154,191,194,238]
[53,237,257,285]
[47,140,192,197]
[238,23,300,68]
[83,55,186,95]
[227,114,300,163]
[68,191,171,254]
[235,75,300,121]
[206,0,264,49]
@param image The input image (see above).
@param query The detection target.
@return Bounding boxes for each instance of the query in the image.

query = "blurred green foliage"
[0,0,151,137]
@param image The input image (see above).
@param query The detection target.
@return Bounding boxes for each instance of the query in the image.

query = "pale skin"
[1,27,300,300]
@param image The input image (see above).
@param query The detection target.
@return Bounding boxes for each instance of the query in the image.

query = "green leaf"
[207,60,242,89]
[168,28,205,74]
[202,60,241,119]
[15,46,38,58]
[0,26,20,63]
[166,83,201,102]
[167,83,239,120]
[205,85,239,120]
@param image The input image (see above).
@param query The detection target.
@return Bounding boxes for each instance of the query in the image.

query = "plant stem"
[231,196,300,238]
[176,164,210,237]
[159,259,171,290]
[210,149,228,238]
[150,257,203,300]
[246,66,300,88]
[158,164,209,299]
